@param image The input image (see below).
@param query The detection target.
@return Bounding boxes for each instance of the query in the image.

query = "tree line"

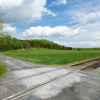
[0,35,72,51]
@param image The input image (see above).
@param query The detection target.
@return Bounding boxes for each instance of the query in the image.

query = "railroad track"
[0,68,59,85]
[3,71,76,100]
[2,57,100,100]
[70,58,100,70]
[0,61,89,87]
[2,66,88,100]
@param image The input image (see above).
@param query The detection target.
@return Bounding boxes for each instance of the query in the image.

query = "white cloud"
[50,0,67,6]
[67,41,100,48]
[74,10,100,25]
[0,0,23,9]
[3,24,16,34]
[44,8,56,17]
[68,5,100,47]
[0,0,55,22]
[65,23,100,47]
[22,26,79,39]
[54,39,100,48]
[56,0,67,5]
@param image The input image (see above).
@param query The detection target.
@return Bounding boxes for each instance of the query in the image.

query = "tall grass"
[4,48,100,65]
[0,61,7,76]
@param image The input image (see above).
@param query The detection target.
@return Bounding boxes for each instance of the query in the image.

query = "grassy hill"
[0,35,72,50]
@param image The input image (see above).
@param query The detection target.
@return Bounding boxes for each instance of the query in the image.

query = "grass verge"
[0,61,7,76]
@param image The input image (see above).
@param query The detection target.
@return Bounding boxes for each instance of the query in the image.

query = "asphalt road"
[0,55,100,100]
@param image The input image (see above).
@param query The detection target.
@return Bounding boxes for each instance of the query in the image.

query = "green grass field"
[3,48,100,65]
[0,61,7,76]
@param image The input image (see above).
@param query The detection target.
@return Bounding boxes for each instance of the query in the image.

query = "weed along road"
[0,55,100,100]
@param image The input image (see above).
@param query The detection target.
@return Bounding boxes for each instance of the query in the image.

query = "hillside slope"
[0,35,72,50]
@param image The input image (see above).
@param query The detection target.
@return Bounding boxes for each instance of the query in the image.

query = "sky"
[0,0,100,48]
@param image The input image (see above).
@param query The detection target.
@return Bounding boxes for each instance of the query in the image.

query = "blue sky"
[0,0,100,48]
